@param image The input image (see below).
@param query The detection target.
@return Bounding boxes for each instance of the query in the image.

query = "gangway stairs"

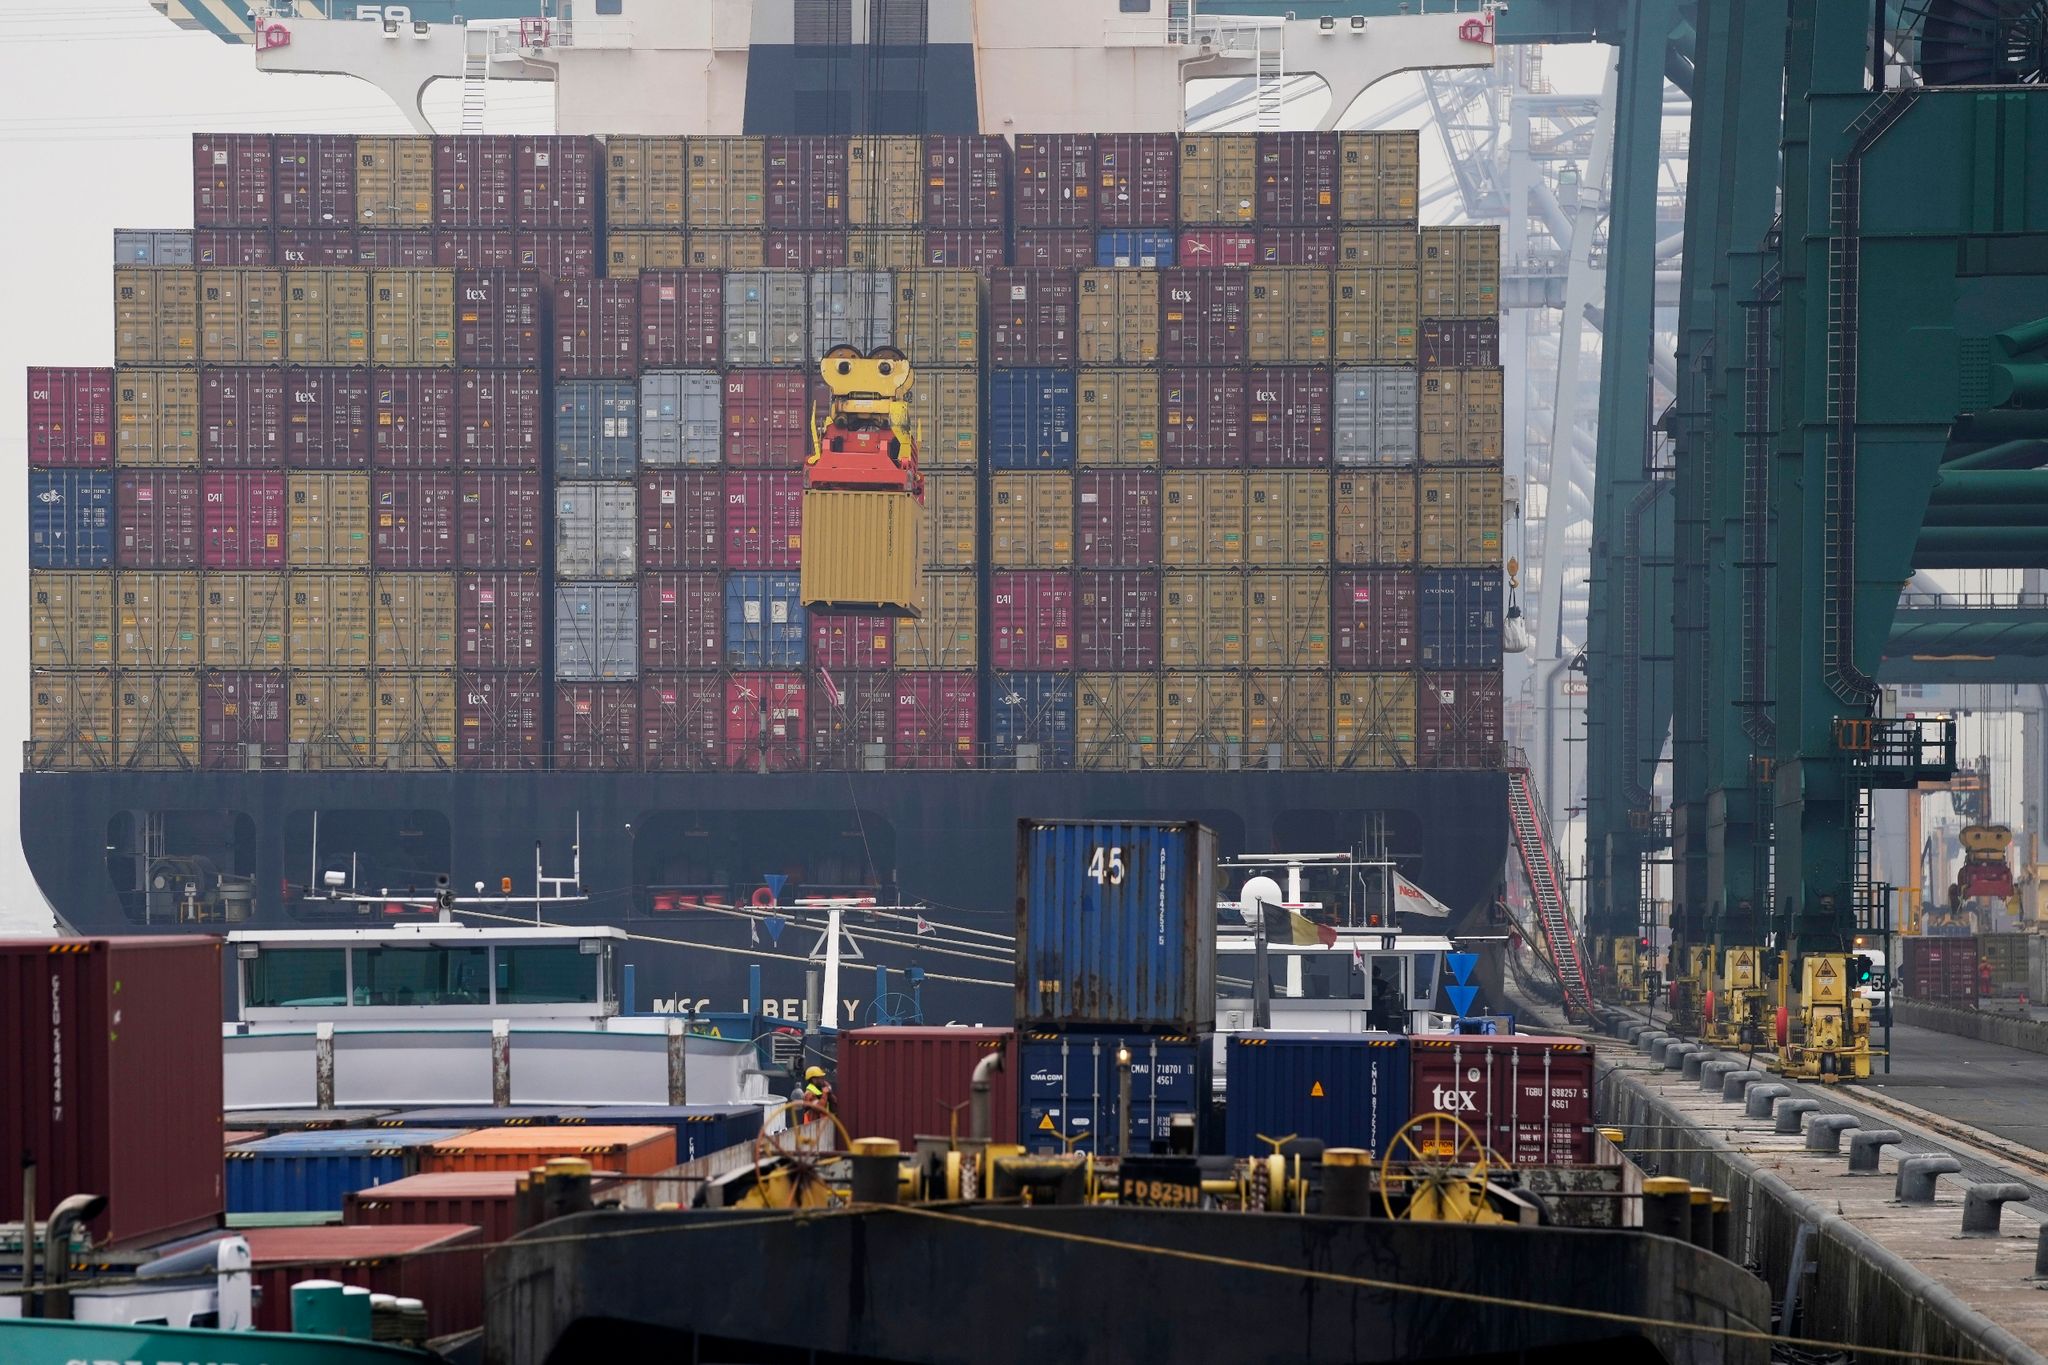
[1506,749,1595,1018]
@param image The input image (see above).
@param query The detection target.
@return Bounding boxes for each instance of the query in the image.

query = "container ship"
[22,10,1511,1027]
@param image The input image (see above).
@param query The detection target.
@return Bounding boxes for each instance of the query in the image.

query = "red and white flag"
[818,666,844,709]
[915,913,936,936]
[1352,942,1366,974]
[750,916,761,946]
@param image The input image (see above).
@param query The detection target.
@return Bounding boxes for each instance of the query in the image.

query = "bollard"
[1961,1183,2030,1236]
[1896,1155,1963,1204]
[1682,1050,1714,1082]
[1805,1115,1861,1154]
[1846,1130,1904,1174]
[2033,1225,2048,1277]
[1642,1176,1692,1240]
[1775,1098,1822,1136]
[1744,1084,1790,1120]
[1711,1196,1733,1259]
[1627,1023,1654,1045]
[1640,1032,1671,1057]
[1656,1037,1689,1064]
[1721,1069,1766,1102]
[850,1137,902,1205]
[1688,1187,1714,1249]
[539,1157,595,1222]
[1700,1060,1741,1093]
[1321,1148,1372,1218]
[1663,1043,1700,1071]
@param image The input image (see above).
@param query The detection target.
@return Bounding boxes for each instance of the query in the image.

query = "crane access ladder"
[1505,750,1595,1018]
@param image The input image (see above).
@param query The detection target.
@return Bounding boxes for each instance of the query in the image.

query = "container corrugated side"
[243,1223,482,1338]
[227,1127,473,1214]
[1225,1032,1409,1156]
[837,1027,1017,1147]
[799,489,925,617]
[1408,1034,1594,1165]
[1016,1029,1211,1156]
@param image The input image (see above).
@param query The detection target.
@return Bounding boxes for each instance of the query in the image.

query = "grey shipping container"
[554,582,639,680]
[556,482,638,579]
[807,269,894,361]
[115,229,196,267]
[554,380,637,480]
[721,271,807,367]
[1333,367,1418,467]
[638,371,722,467]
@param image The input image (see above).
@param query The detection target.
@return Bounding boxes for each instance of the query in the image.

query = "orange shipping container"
[896,270,980,367]
[906,370,980,470]
[1077,270,1161,365]
[1161,473,1246,567]
[114,268,199,364]
[989,474,1075,568]
[1178,135,1258,225]
[1246,473,1330,567]
[422,1124,676,1176]
[1160,571,1245,669]
[30,571,115,669]
[1076,370,1161,466]
[1337,228,1421,268]
[1336,131,1421,225]
[289,571,374,668]
[847,137,924,226]
[356,136,434,227]
[1334,472,1417,566]
[287,472,372,568]
[1248,672,1331,768]
[1419,468,1504,566]
[1419,225,1500,319]
[371,269,456,366]
[200,269,285,364]
[685,137,766,228]
[607,230,689,279]
[1332,268,1418,365]
[1159,672,1246,769]
[1245,571,1329,668]
[116,571,203,668]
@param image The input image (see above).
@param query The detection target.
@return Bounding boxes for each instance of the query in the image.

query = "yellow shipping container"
[1177,134,1258,225]
[920,473,979,569]
[1160,673,1247,769]
[289,669,374,769]
[284,269,371,366]
[356,137,434,228]
[1247,268,1332,364]
[896,271,980,367]
[373,573,460,669]
[1161,473,1246,567]
[1248,672,1332,768]
[116,571,202,668]
[115,368,201,467]
[374,672,457,770]
[287,472,373,568]
[1246,473,1331,567]
[1160,571,1245,669]
[203,573,289,668]
[1076,674,1161,769]
[1076,370,1161,466]
[1420,225,1501,319]
[28,670,116,770]
[113,267,199,364]
[894,571,978,668]
[606,231,689,279]
[683,231,767,271]
[607,136,688,227]
[371,269,456,366]
[907,369,980,469]
[1419,468,1505,566]
[30,572,115,668]
[1245,571,1330,668]
[1337,228,1421,268]
[1419,368,1505,465]
[1334,672,1417,768]
[115,670,200,770]
[847,137,924,226]
[846,230,923,270]
[685,137,766,228]
[1337,131,1421,225]
[989,474,1075,568]
[799,489,925,616]
[1078,269,1161,365]
[200,269,285,365]
[289,572,373,669]
[1334,472,1418,566]
[1333,267,1419,365]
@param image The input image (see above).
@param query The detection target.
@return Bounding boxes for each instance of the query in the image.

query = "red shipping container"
[436,228,520,271]
[456,270,548,368]
[1420,319,1501,369]
[639,470,724,569]
[894,671,977,769]
[638,271,723,368]
[990,570,1076,670]
[1177,230,1258,269]
[116,470,202,569]
[459,471,543,570]
[456,670,543,770]
[921,230,1007,269]
[765,136,849,228]
[516,135,602,229]
[372,470,458,570]
[1256,132,1339,226]
[924,135,1011,229]
[201,668,289,768]
[1409,1034,1594,1165]
[28,366,114,469]
[243,1224,482,1339]
[345,1171,524,1244]
[1161,268,1250,364]
[1418,669,1503,767]
[836,1027,1018,1148]
[457,369,544,470]
[1097,133,1178,228]
[194,229,275,267]
[1011,229,1094,270]
[1334,569,1417,668]
[516,228,598,280]
[202,470,286,569]
[764,230,848,270]
[808,671,893,770]
[372,369,458,469]
[723,370,810,469]
[434,135,517,227]
[1074,570,1161,671]
[284,367,372,470]
[352,231,436,268]
[725,672,807,772]
[988,268,1078,367]
[201,367,287,468]
[274,230,358,268]
[809,613,894,672]
[1076,470,1162,568]
[722,470,804,568]
[639,572,723,670]
[1013,134,1095,229]
[1900,937,1981,1004]
[458,570,543,669]
[193,133,272,227]
[1161,368,1247,468]
[1258,228,1338,266]
[1245,367,1332,468]
[640,673,723,770]
[273,133,356,230]
[555,278,640,379]
[556,681,640,770]
[1,937,224,1247]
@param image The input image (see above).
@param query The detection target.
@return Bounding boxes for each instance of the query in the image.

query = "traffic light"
[1852,954,1873,987]
[436,873,456,910]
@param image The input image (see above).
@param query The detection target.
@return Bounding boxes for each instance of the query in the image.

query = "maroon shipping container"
[1161,368,1247,468]
[273,133,356,230]
[372,369,458,469]
[1161,269,1250,365]
[352,231,436,268]
[639,470,724,569]
[1409,1034,1594,1165]
[988,269,1078,367]
[923,135,1011,229]
[1245,367,1332,468]
[639,271,723,368]
[28,366,114,469]
[372,470,458,570]
[1900,937,1980,1004]
[764,136,849,228]
[201,668,289,768]
[436,229,519,271]
[345,1171,524,1244]
[809,612,894,672]
[1074,570,1162,671]
[1334,569,1417,668]
[1258,228,1338,266]
[284,367,372,469]
[921,230,1007,269]
[1177,230,1258,269]
[244,1225,482,1339]
[434,135,517,227]
[116,470,202,569]
[990,570,1076,671]
[1420,319,1501,369]
[1418,669,1503,767]
[516,229,598,280]
[1256,132,1339,226]
[456,270,548,368]
[1011,229,1094,270]
[836,1027,1018,1148]
[194,229,275,267]
[894,670,977,768]
[516,135,602,229]
[639,572,723,670]
[1,938,224,1247]
[1013,134,1095,229]
[725,672,807,772]
[763,230,847,270]
[193,133,272,227]
[458,570,543,669]
[458,471,542,570]
[457,369,544,470]
[201,367,287,468]
[556,681,640,770]
[724,370,809,469]
[555,279,640,379]
[274,230,358,268]
[808,671,892,770]
[457,670,543,770]
[1097,133,1178,228]
[1076,470,1161,568]
[640,673,723,770]
[722,471,804,569]
[202,470,286,569]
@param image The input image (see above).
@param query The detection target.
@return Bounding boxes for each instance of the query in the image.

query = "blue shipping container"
[29,470,114,569]
[226,1128,471,1213]
[990,672,1075,769]
[555,379,638,479]
[1223,1032,1411,1157]
[1018,1029,1212,1156]
[1417,568,1502,670]
[725,572,807,669]
[989,369,1077,471]
[1096,230,1176,268]
[1017,819,1217,1030]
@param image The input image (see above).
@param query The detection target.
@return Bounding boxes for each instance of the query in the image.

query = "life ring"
[752,886,777,907]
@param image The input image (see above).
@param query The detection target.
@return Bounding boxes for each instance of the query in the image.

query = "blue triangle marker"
[1446,983,1480,1017]
[1446,952,1478,987]
[762,873,788,899]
